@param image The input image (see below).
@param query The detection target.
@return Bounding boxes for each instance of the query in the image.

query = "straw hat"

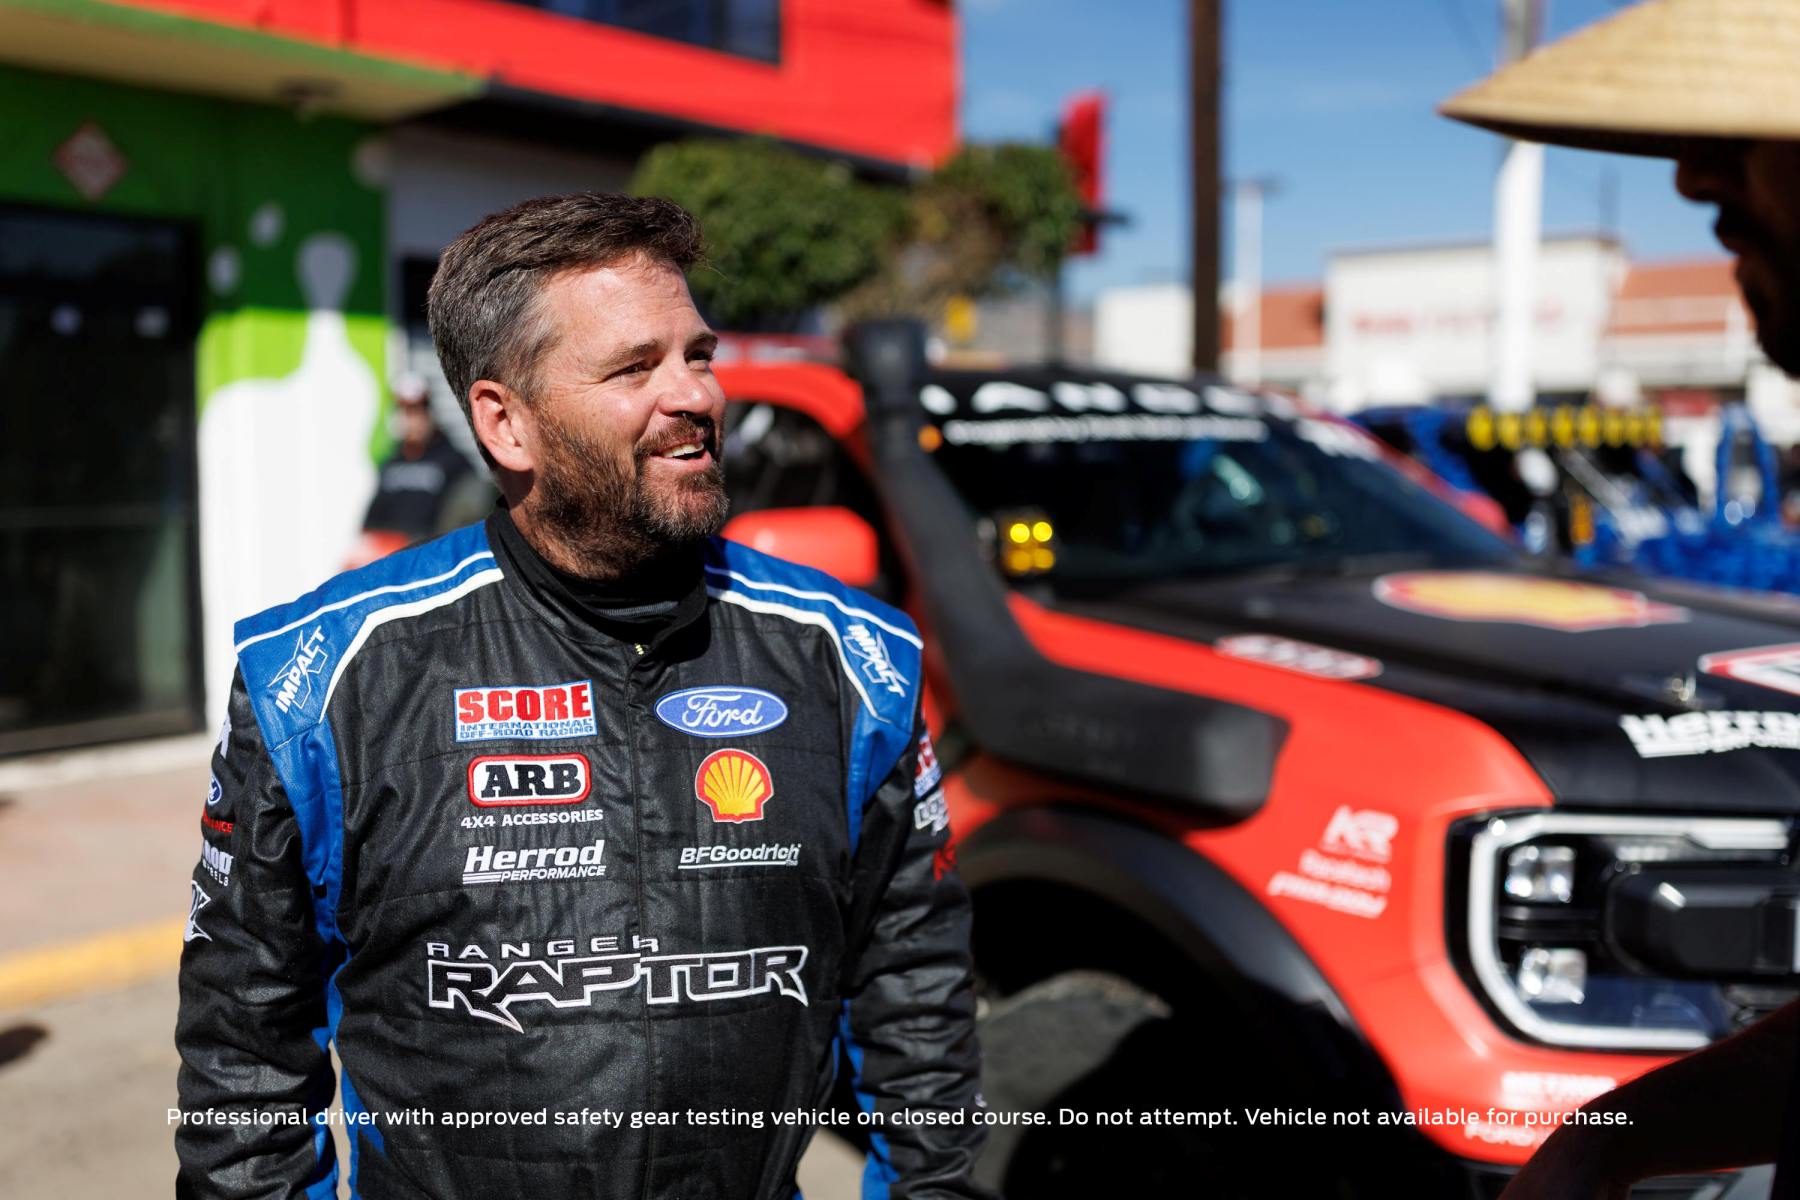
[1440,0,1800,158]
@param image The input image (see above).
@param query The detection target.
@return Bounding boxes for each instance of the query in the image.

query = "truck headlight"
[1453,812,1795,1051]
[1505,844,1575,903]
[1516,947,1587,1005]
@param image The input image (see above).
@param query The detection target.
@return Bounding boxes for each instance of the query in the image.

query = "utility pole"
[1191,0,1221,374]
[1490,0,1544,413]
[1229,177,1278,387]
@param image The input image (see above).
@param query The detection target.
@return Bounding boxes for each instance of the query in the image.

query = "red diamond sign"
[53,122,128,201]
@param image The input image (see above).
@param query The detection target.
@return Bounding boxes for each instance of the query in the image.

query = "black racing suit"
[175,511,989,1199]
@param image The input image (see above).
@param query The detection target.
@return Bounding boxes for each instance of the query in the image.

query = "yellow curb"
[0,917,185,1011]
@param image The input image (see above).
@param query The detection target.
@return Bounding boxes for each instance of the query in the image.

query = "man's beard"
[532,414,729,576]
[1746,274,1800,377]
[1721,210,1800,376]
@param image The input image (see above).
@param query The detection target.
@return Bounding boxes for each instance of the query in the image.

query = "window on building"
[504,0,781,62]
[0,205,203,754]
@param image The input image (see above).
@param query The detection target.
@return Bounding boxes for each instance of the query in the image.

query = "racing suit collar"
[485,507,708,652]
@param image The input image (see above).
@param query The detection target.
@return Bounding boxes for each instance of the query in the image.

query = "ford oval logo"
[655,686,788,738]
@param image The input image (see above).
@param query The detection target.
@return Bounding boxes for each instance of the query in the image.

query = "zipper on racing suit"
[624,634,653,1197]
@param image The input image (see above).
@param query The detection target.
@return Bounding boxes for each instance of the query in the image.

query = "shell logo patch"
[1372,571,1689,632]
[695,749,773,824]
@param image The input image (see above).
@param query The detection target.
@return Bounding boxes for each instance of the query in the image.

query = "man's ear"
[469,379,536,474]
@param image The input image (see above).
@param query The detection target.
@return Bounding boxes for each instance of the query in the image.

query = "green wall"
[0,65,392,457]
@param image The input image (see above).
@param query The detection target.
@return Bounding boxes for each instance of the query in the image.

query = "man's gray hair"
[427,192,704,466]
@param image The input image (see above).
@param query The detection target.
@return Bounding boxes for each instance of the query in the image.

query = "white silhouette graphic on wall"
[199,230,378,724]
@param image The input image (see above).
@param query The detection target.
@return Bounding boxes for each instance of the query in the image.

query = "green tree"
[844,142,1084,320]
[630,138,903,328]
[630,137,1082,326]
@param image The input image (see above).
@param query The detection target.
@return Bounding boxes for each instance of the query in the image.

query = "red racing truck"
[716,324,1798,1199]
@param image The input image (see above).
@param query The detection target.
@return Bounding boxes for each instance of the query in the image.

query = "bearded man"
[174,193,990,1200]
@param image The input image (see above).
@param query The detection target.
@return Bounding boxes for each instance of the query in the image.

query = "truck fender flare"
[959,805,1402,1104]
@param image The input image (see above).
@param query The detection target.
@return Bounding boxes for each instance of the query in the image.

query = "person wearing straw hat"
[1442,3,1800,1196]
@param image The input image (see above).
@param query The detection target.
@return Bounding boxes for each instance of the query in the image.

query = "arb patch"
[468,754,591,807]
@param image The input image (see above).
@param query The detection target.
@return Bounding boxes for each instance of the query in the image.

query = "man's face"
[397,399,432,443]
[1676,139,1800,375]
[518,254,728,565]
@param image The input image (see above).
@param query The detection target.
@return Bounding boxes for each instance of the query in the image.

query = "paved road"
[0,976,183,1198]
[0,757,205,961]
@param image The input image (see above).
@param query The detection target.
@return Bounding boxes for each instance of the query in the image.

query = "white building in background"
[1324,236,1626,408]
[1093,235,1800,444]
[1092,282,1194,380]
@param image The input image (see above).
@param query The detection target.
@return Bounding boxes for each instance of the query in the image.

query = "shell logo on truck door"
[1373,572,1689,632]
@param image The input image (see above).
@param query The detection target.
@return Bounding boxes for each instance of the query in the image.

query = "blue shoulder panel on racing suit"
[230,522,502,1196]
[702,537,923,853]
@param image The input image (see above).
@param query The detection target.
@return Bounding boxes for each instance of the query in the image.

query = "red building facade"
[84,0,957,168]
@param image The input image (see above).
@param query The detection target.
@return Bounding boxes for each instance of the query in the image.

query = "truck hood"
[1054,566,1800,813]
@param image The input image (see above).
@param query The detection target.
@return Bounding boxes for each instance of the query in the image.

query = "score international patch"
[454,681,597,743]
[1372,572,1688,632]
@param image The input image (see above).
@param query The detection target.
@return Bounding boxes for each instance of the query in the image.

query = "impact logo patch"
[845,623,909,697]
[1372,572,1688,632]
[206,774,222,807]
[654,686,788,738]
[1699,643,1800,699]
[269,627,329,715]
[695,749,773,824]
[454,681,596,743]
[467,754,591,807]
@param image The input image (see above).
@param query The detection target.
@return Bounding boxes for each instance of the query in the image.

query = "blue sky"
[959,0,1721,302]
